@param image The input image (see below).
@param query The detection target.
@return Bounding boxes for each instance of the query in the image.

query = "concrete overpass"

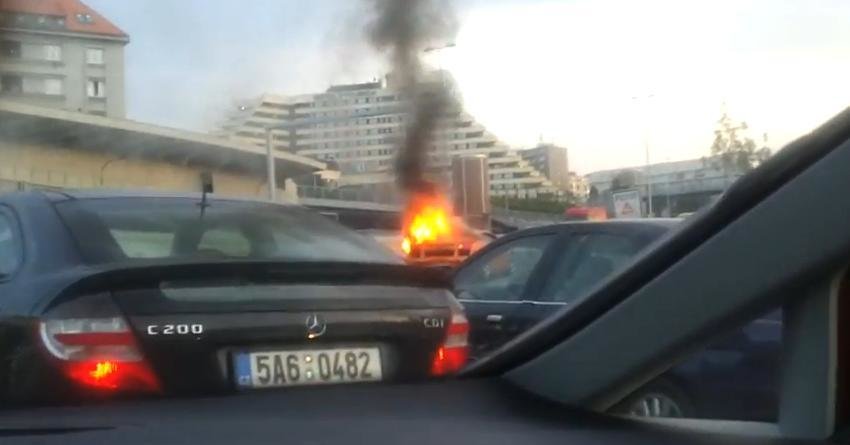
[0,102,325,200]
[0,103,550,232]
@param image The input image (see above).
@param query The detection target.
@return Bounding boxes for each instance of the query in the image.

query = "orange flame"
[401,191,455,253]
[408,205,452,244]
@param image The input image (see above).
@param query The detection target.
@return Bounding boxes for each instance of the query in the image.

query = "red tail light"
[431,305,470,377]
[38,294,160,393]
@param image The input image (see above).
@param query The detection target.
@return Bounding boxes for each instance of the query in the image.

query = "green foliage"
[611,170,639,190]
[709,112,771,172]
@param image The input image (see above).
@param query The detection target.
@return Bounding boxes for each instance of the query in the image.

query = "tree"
[708,112,771,173]
[611,169,639,190]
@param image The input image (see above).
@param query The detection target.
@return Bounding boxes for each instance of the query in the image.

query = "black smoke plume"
[364,0,458,193]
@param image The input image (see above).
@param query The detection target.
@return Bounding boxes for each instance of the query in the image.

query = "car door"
[669,308,783,420]
[453,231,561,360]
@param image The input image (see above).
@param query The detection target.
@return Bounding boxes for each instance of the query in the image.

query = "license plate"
[234,347,382,388]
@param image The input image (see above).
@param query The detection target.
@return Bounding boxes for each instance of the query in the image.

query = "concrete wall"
[0,140,295,201]
[0,30,126,117]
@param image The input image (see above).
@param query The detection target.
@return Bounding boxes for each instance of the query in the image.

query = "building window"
[0,74,23,93]
[86,48,104,65]
[44,78,63,95]
[22,77,42,94]
[76,13,94,24]
[1,40,21,58]
[44,44,61,61]
[87,79,106,98]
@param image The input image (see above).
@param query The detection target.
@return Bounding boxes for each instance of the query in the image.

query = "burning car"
[399,191,490,267]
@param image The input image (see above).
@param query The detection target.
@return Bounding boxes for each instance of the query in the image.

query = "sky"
[87,0,850,174]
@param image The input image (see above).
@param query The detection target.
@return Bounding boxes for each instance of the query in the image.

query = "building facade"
[0,0,128,118]
[566,172,589,201]
[219,73,558,198]
[585,158,744,216]
[520,143,569,189]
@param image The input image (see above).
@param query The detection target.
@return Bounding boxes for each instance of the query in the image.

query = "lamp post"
[265,128,276,200]
[263,107,407,201]
[99,156,126,186]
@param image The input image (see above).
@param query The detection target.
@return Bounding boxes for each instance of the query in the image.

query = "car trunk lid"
[50,261,455,393]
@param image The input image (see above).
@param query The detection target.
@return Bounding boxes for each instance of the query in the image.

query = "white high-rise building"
[218,73,557,198]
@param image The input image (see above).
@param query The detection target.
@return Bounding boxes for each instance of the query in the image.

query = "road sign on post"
[612,189,642,218]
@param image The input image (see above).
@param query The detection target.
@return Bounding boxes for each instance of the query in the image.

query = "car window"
[540,233,643,303]
[197,227,252,257]
[110,229,175,258]
[0,209,22,277]
[0,0,844,422]
[454,234,554,301]
[55,198,402,265]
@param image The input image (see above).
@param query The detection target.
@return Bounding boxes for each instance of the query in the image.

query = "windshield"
[55,197,401,264]
[0,0,847,423]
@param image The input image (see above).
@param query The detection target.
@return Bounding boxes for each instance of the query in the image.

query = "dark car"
[453,219,781,420]
[0,191,469,402]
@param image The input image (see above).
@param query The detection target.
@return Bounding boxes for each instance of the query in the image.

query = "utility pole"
[645,136,653,217]
[632,94,655,217]
[263,107,406,202]
[265,128,276,201]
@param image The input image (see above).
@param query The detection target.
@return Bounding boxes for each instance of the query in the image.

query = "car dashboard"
[0,379,824,445]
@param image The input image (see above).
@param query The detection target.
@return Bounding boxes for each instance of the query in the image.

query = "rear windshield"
[55,197,401,265]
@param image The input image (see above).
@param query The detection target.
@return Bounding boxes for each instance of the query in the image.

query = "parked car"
[0,190,468,402]
[452,219,781,420]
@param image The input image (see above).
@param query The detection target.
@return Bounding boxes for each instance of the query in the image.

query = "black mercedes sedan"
[453,219,782,420]
[0,190,468,402]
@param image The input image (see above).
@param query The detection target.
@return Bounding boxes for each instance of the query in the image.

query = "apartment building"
[520,143,569,189]
[219,73,558,198]
[0,0,128,117]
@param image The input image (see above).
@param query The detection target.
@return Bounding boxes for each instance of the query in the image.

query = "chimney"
[452,155,490,230]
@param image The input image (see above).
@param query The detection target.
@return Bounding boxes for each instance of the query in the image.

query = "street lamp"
[263,106,407,201]
[632,94,655,217]
[99,156,126,186]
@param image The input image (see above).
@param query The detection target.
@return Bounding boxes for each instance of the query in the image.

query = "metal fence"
[0,178,67,194]
[296,185,401,205]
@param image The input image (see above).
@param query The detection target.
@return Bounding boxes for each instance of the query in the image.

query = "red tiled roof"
[1,0,127,38]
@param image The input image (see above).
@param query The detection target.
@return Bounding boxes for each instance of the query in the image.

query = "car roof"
[504,218,681,235]
[4,189,296,207]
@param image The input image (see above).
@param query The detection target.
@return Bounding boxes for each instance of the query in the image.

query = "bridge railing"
[296,185,401,205]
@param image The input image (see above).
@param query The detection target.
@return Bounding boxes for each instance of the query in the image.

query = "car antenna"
[198,172,213,219]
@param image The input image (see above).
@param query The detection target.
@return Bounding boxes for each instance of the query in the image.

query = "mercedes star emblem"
[305,314,327,339]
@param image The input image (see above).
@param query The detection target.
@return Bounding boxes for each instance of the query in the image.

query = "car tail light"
[431,299,470,376]
[38,293,160,392]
